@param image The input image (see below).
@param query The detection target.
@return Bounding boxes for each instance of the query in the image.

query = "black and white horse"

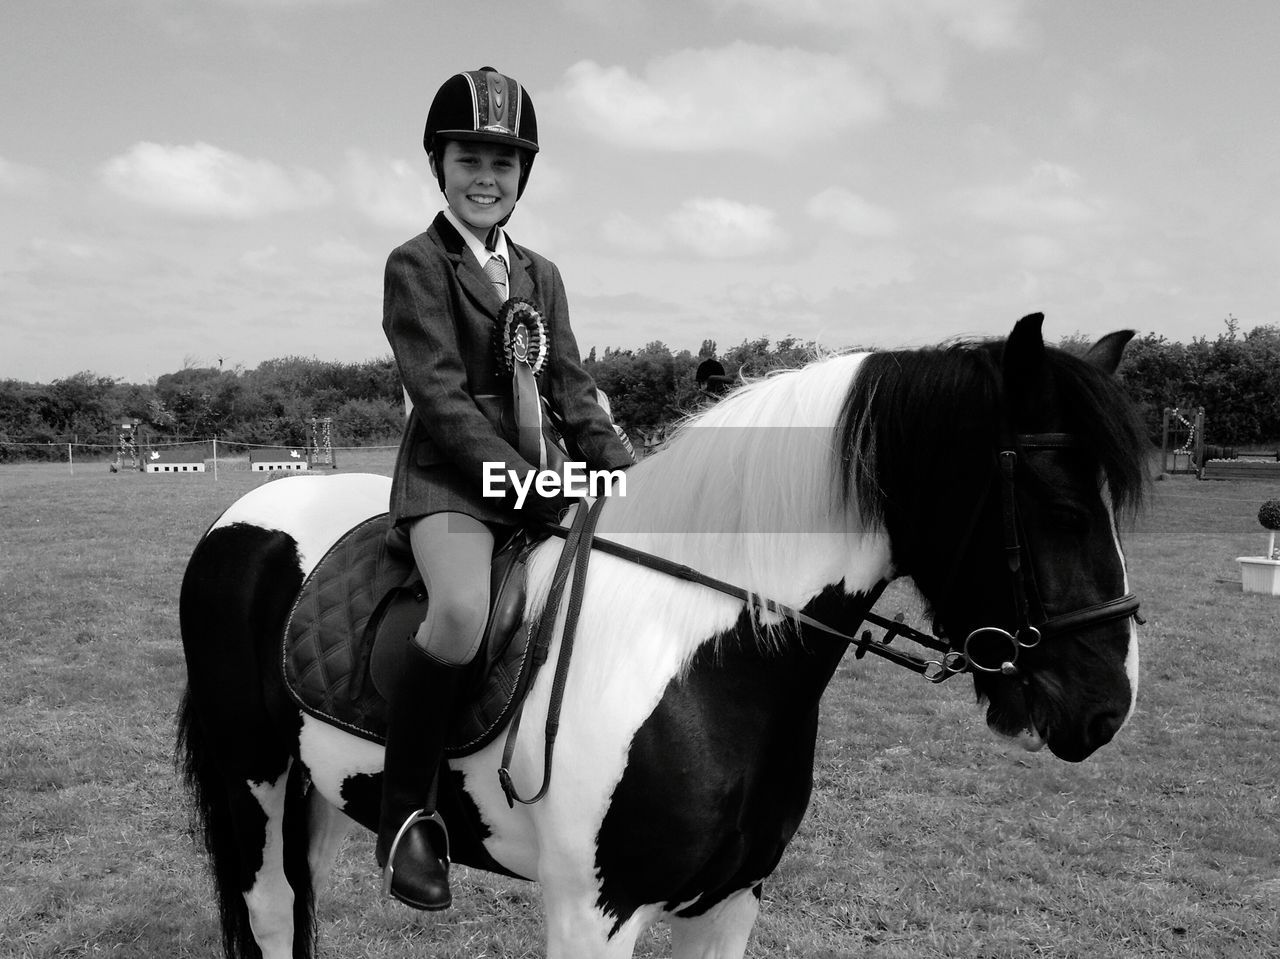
[177,314,1148,958]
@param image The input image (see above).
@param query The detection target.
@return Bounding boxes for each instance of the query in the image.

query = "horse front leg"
[669,887,761,959]
[541,882,657,959]
[305,786,353,896]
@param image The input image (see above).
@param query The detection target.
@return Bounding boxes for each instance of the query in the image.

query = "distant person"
[378,67,633,911]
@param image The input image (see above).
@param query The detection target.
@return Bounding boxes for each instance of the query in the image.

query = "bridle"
[502,433,1142,805]
[936,431,1142,681]
[539,431,1140,685]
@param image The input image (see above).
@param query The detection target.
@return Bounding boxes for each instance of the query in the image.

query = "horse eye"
[1047,504,1090,533]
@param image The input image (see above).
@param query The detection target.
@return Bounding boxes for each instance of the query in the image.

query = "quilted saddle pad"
[281,513,538,757]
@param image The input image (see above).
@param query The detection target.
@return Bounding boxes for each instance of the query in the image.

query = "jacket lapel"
[431,212,505,315]
[506,242,535,302]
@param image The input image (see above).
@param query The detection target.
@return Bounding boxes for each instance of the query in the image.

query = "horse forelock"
[836,344,1003,534]
[835,338,1149,533]
[1038,347,1149,519]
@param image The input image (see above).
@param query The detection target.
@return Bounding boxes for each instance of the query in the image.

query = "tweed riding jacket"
[384,212,633,527]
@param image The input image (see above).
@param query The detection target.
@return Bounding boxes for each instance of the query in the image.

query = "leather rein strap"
[498,495,607,807]
[496,430,1143,803]
[496,496,943,808]
[539,518,955,679]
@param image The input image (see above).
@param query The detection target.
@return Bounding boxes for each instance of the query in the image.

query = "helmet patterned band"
[465,70,523,139]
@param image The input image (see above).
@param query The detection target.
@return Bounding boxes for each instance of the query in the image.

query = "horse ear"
[1084,330,1135,375]
[1002,312,1047,410]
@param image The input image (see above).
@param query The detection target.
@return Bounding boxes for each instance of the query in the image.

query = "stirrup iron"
[380,809,450,899]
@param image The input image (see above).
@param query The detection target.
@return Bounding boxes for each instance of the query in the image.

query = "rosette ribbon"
[495,298,551,469]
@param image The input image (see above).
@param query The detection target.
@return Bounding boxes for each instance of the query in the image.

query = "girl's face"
[431,140,523,241]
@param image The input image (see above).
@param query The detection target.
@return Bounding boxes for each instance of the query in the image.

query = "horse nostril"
[1089,709,1125,747]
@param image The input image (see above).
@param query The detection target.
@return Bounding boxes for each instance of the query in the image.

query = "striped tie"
[483,254,508,300]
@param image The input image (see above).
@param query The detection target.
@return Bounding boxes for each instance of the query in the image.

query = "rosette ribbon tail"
[512,360,548,470]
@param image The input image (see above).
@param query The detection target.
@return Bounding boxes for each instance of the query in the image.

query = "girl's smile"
[432,141,523,241]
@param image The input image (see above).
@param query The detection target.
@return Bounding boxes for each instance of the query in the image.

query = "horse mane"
[595,351,889,607]
[519,352,896,669]
[834,338,1149,533]
[527,334,1146,670]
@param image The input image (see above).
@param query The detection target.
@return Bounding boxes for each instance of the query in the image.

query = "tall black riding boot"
[375,646,468,910]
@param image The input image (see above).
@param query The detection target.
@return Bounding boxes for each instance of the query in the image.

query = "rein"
[539,522,959,680]
[498,495,607,807]
[497,497,953,808]
[496,429,1142,805]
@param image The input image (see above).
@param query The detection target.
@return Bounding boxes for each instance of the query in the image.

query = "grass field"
[2,451,1277,958]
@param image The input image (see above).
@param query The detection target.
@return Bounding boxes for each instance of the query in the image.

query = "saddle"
[281,514,541,757]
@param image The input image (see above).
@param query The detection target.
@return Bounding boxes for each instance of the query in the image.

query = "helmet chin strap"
[429,146,524,235]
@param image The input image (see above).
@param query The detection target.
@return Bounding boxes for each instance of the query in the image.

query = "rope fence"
[0,437,399,478]
[0,439,398,451]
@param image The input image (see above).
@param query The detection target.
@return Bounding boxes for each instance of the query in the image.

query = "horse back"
[179,475,392,760]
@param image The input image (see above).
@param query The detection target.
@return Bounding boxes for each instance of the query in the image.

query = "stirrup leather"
[380,809,451,899]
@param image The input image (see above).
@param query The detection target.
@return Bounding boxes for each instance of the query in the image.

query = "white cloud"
[665,198,787,257]
[551,43,885,153]
[239,245,291,274]
[100,142,332,219]
[215,0,377,6]
[0,156,49,195]
[598,199,787,258]
[600,212,667,255]
[958,161,1107,228]
[342,149,441,231]
[1010,233,1067,270]
[310,236,375,267]
[806,187,901,236]
[705,0,1032,104]
[708,0,1029,49]
[25,237,109,262]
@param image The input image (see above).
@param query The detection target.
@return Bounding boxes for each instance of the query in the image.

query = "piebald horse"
[177,314,1148,958]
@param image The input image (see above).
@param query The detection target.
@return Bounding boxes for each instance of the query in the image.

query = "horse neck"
[595,353,892,611]
[523,355,892,695]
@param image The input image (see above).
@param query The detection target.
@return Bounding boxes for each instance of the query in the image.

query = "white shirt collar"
[443,207,509,268]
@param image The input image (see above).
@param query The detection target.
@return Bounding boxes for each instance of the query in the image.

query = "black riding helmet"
[424,67,539,199]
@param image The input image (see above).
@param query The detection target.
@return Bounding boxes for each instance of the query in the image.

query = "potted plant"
[1237,499,1280,595]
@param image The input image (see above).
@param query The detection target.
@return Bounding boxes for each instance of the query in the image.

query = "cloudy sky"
[2,0,1277,383]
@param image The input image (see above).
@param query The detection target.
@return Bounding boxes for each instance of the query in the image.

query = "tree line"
[2,320,1277,462]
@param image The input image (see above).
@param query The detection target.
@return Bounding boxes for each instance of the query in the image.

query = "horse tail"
[176,688,319,959]
[175,686,258,959]
[176,519,313,959]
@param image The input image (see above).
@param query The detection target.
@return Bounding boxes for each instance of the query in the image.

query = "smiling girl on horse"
[378,67,633,911]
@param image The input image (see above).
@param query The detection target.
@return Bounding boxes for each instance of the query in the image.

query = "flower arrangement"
[1259,499,1280,559]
